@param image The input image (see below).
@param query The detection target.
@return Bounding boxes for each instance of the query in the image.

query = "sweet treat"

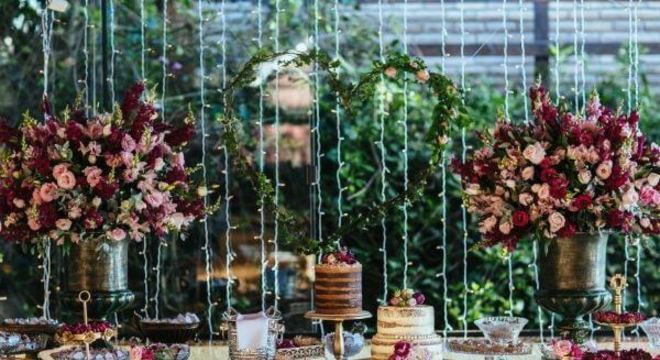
[313,248,362,315]
[371,290,443,360]
[140,313,200,325]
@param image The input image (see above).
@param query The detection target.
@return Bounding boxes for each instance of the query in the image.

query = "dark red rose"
[412,292,426,305]
[539,157,553,169]
[558,222,577,237]
[94,180,119,200]
[165,123,195,147]
[605,165,629,190]
[628,111,639,127]
[65,121,84,144]
[84,209,104,230]
[166,167,187,185]
[69,108,87,124]
[578,130,594,147]
[122,82,145,115]
[393,341,412,356]
[606,209,632,231]
[549,177,569,199]
[540,167,558,182]
[571,194,592,211]
[38,203,58,229]
[512,210,530,228]
[31,155,50,177]
[176,198,204,218]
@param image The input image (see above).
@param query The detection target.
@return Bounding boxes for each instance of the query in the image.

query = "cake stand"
[305,311,371,360]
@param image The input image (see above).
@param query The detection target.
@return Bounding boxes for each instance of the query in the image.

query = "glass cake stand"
[305,311,371,360]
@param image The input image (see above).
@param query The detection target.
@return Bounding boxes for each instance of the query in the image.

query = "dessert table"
[30,338,657,359]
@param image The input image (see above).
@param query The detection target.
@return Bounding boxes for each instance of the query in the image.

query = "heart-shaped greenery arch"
[218,49,466,254]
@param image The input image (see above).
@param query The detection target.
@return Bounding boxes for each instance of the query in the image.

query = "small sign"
[47,0,70,13]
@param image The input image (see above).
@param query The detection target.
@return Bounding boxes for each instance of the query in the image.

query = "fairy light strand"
[633,0,640,108]
[140,0,146,80]
[554,0,560,100]
[198,0,214,341]
[91,23,97,114]
[220,0,233,312]
[154,241,163,319]
[334,0,343,236]
[519,0,529,123]
[532,240,544,342]
[161,0,168,120]
[460,0,469,338]
[313,0,323,258]
[109,0,116,105]
[502,0,510,120]
[377,0,389,305]
[401,0,410,291]
[440,0,452,337]
[273,0,281,311]
[83,0,90,115]
[624,0,634,311]
[572,0,579,110]
[140,0,149,319]
[579,0,586,108]
[257,0,267,313]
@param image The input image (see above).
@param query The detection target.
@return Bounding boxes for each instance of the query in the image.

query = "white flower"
[578,169,592,184]
[522,166,535,180]
[621,187,639,207]
[499,220,512,235]
[648,172,660,187]
[548,212,566,233]
[522,143,546,165]
[519,193,534,206]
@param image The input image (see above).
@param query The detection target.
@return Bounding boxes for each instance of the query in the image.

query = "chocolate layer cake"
[313,263,362,315]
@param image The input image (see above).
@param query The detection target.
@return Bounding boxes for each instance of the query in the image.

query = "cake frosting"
[371,305,443,360]
[313,263,362,315]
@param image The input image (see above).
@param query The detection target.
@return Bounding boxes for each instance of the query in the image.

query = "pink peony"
[639,186,659,206]
[52,163,69,178]
[55,218,72,231]
[416,69,430,83]
[83,166,103,188]
[145,191,164,208]
[523,143,546,165]
[548,212,566,233]
[553,340,573,356]
[595,160,612,180]
[56,171,77,190]
[39,183,59,203]
[106,228,127,242]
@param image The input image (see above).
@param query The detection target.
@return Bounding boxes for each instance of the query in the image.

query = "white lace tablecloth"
[36,339,656,359]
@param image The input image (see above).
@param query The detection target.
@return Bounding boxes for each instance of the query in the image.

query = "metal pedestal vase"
[535,232,612,342]
[62,239,134,319]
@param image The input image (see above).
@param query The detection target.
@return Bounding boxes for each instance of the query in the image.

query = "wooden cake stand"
[305,311,371,360]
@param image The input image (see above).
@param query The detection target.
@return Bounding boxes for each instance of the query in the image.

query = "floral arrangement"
[320,247,357,265]
[594,311,645,324]
[388,340,431,360]
[0,83,207,246]
[60,321,113,335]
[545,339,658,360]
[453,85,659,250]
[129,343,190,360]
[389,289,426,307]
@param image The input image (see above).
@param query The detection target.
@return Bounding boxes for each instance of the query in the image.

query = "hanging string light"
[91,20,97,114]
[439,0,452,337]
[256,0,267,313]
[219,0,234,312]
[377,0,389,305]
[313,0,323,259]
[459,0,469,338]
[273,0,281,311]
[501,0,514,317]
[198,0,214,341]
[140,0,146,80]
[109,0,116,105]
[83,0,90,115]
[154,241,163,319]
[579,0,586,108]
[334,0,344,239]
[572,0,580,110]
[401,0,410,290]
[139,0,150,320]
[519,0,529,123]
[632,1,643,337]
[554,0,560,100]
[40,3,54,321]
[161,0,168,120]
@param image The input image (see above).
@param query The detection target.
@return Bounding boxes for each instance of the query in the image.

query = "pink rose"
[479,216,498,233]
[648,173,659,187]
[578,169,592,184]
[144,191,164,208]
[519,193,534,206]
[639,186,659,206]
[39,183,59,203]
[548,212,566,233]
[28,217,40,231]
[68,206,82,219]
[499,220,512,235]
[595,160,612,180]
[537,184,550,200]
[522,166,535,180]
[523,143,546,165]
[12,198,25,209]
[122,134,137,152]
[621,187,639,207]
[129,347,144,360]
[52,163,69,178]
[552,340,573,356]
[84,166,103,188]
[384,67,397,78]
[56,171,76,190]
[416,69,430,83]
[56,218,72,231]
[107,228,127,242]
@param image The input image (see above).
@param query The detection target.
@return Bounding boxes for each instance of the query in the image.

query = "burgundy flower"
[549,177,569,199]
[277,339,296,349]
[393,341,412,357]
[94,180,119,200]
[540,167,558,182]
[122,82,145,116]
[38,203,58,229]
[176,198,204,218]
[165,167,187,185]
[606,209,625,229]
[558,222,576,238]
[31,155,50,177]
[605,165,629,190]
[412,292,426,305]
[65,121,84,144]
[512,210,530,228]
[165,123,195,147]
[578,130,594,147]
[571,194,593,211]
[84,209,104,230]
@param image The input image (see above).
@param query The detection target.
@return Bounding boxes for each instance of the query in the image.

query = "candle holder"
[593,274,644,355]
[304,311,371,360]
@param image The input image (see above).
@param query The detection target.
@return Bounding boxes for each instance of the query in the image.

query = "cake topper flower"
[389,289,426,307]
[320,247,357,265]
[389,340,431,360]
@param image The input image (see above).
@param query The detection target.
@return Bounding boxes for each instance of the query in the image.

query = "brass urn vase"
[535,232,612,340]
[62,238,135,319]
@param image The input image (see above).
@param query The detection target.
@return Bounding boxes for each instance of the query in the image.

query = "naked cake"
[371,289,443,360]
[313,248,362,315]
